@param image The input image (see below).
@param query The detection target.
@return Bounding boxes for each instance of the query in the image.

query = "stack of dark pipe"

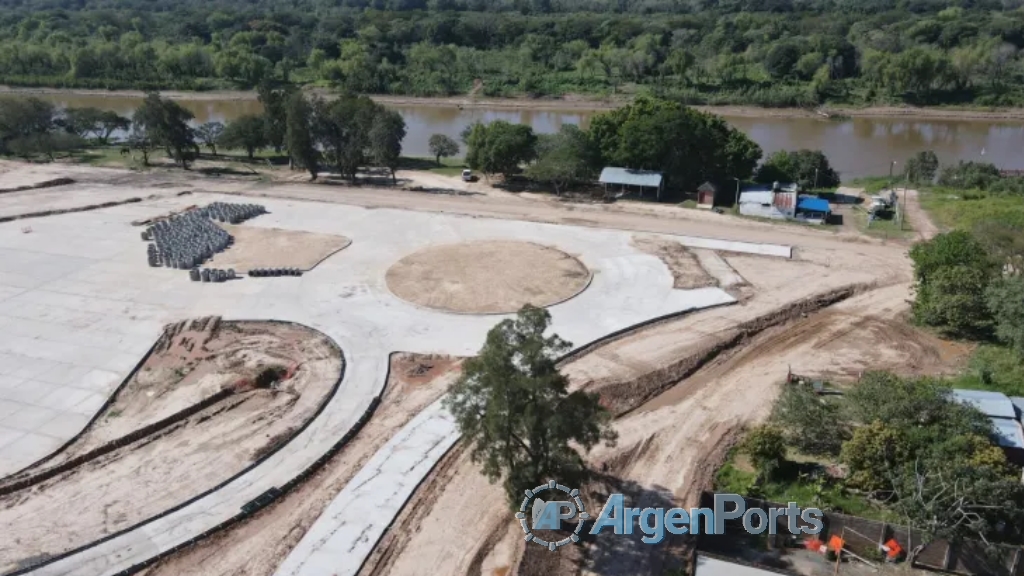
[248,268,303,277]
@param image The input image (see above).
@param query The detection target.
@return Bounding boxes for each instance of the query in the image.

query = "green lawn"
[919,187,1024,231]
[399,155,466,176]
[946,344,1024,397]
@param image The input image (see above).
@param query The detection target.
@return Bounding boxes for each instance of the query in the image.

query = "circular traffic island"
[385,240,591,314]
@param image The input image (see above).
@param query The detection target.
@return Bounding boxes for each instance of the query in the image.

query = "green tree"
[443,305,617,507]
[986,276,1024,358]
[770,384,848,457]
[525,124,598,195]
[195,121,225,155]
[428,133,459,166]
[910,230,997,336]
[0,96,56,156]
[465,120,538,180]
[219,114,268,159]
[285,92,318,180]
[741,424,786,480]
[904,150,939,184]
[7,132,84,160]
[755,149,840,189]
[588,96,761,193]
[840,420,909,491]
[765,43,801,79]
[369,108,407,183]
[257,82,295,153]
[132,92,196,168]
[313,94,379,180]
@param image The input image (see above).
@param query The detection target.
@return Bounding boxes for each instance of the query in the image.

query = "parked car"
[461,169,476,182]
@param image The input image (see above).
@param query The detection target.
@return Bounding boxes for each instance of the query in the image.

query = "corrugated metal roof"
[739,191,774,205]
[1011,397,1024,419]
[797,197,831,213]
[952,389,1017,419]
[599,167,662,188]
[992,418,1024,449]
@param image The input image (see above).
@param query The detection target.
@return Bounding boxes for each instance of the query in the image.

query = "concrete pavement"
[0,189,788,575]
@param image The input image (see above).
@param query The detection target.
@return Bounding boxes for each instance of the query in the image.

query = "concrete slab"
[0,191,790,575]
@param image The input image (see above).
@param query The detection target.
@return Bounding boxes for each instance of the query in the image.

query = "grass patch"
[946,344,1024,397]
[715,448,896,522]
[847,176,894,194]
[399,155,467,176]
[918,187,1024,231]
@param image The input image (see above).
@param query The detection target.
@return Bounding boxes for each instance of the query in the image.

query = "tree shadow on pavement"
[577,471,696,573]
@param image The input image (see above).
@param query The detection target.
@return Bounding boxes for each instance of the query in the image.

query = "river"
[34,93,1024,179]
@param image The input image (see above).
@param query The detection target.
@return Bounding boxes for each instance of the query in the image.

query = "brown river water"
[35,93,1024,179]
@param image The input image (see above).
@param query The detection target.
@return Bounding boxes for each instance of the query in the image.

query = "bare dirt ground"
[631,236,716,289]
[204,223,351,272]
[136,353,462,576]
[385,240,592,314]
[902,188,940,240]
[0,319,342,573]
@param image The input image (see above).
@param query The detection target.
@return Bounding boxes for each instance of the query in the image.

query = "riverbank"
[5,85,1024,121]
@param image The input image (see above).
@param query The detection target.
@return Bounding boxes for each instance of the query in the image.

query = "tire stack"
[248,268,303,278]
[190,268,237,282]
[142,202,267,276]
[196,202,267,225]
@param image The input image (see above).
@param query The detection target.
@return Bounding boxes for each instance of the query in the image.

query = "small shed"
[696,182,718,208]
[599,167,664,201]
[796,196,832,222]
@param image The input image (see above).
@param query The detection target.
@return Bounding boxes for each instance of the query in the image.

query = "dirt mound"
[385,240,591,314]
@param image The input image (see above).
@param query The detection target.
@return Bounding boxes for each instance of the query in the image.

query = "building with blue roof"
[738,181,831,224]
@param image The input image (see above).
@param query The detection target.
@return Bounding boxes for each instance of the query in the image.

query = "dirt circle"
[385,240,592,314]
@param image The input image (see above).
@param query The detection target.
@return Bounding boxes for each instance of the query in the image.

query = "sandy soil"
[5,86,1024,120]
[902,188,940,240]
[204,224,351,272]
[385,240,592,314]
[135,353,462,576]
[0,319,342,572]
[632,235,716,289]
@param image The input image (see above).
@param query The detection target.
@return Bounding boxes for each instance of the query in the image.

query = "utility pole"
[889,160,896,190]
[733,177,741,208]
[814,167,819,190]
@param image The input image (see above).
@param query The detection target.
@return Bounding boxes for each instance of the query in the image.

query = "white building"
[738,182,799,220]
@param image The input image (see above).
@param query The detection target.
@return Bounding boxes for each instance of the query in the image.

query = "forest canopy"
[0,0,1022,106]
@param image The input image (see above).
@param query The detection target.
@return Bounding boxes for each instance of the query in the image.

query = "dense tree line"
[1,0,1022,105]
[0,92,407,179]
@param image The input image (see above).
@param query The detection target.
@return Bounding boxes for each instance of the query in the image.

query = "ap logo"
[515,480,589,551]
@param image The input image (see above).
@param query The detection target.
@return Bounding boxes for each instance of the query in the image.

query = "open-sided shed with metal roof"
[599,167,664,200]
